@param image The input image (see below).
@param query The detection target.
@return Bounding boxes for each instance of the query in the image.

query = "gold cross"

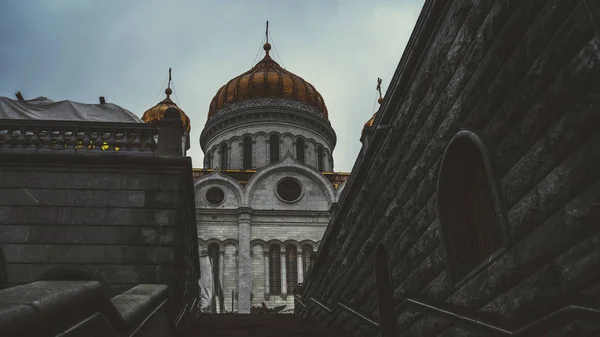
[266,21,269,44]
[168,68,172,89]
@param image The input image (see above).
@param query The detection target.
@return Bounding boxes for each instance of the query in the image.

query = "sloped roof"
[0,96,142,123]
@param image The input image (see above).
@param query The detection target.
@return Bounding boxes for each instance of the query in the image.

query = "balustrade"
[0,120,159,154]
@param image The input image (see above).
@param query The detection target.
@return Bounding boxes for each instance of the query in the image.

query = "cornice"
[196,208,330,217]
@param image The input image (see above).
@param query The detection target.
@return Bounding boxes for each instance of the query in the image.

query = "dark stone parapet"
[0,138,199,332]
[299,0,600,336]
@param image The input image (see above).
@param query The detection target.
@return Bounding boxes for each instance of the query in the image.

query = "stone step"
[185,314,353,337]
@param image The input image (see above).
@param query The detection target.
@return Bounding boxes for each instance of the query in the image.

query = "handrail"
[295,295,600,336]
[295,295,379,327]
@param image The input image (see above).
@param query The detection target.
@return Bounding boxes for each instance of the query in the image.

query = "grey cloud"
[0,0,424,171]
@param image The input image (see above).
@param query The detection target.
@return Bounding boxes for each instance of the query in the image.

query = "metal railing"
[295,295,600,336]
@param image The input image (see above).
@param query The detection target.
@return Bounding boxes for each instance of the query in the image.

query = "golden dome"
[362,113,376,137]
[142,89,191,133]
[208,44,328,119]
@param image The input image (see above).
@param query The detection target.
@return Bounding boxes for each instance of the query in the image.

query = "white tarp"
[0,96,142,123]
[198,256,214,312]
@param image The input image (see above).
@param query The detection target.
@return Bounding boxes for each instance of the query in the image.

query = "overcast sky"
[0,0,423,171]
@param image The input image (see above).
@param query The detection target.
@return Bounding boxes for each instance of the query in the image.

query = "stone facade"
[196,155,339,313]
[299,0,600,336]
[196,44,350,314]
[0,152,200,327]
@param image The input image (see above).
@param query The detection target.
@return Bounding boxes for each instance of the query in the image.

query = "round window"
[205,187,225,205]
[276,178,302,202]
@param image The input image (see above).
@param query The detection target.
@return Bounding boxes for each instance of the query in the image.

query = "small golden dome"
[362,113,377,137]
[208,44,328,120]
[142,88,191,133]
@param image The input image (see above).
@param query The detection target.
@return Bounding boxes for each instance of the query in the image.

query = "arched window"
[208,243,220,295]
[206,152,213,169]
[374,244,394,337]
[317,146,324,171]
[269,134,280,163]
[220,143,228,169]
[296,138,305,163]
[243,136,252,169]
[269,245,281,294]
[438,132,504,284]
[286,245,298,291]
[302,245,312,275]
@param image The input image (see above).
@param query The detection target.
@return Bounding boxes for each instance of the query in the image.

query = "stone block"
[75,190,110,207]
[92,264,157,283]
[140,227,158,245]
[5,263,57,283]
[120,173,159,190]
[8,207,62,225]
[104,246,174,264]
[62,207,113,225]
[555,232,600,293]
[112,209,175,226]
[145,191,179,209]
[93,173,122,189]
[0,189,76,207]
[158,227,174,245]
[155,265,177,285]
[158,175,182,191]
[0,206,9,222]
[154,210,177,226]
[28,225,81,244]
[0,225,31,243]
[0,171,87,189]
[109,191,145,208]
[2,244,106,264]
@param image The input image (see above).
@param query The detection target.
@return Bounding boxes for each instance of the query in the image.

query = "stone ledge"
[0,280,125,336]
[111,284,170,328]
[0,281,173,337]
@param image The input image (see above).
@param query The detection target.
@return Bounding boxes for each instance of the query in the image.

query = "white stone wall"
[249,172,331,211]
[195,158,336,312]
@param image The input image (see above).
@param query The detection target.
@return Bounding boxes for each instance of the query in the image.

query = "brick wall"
[300,0,600,336]
[0,152,199,324]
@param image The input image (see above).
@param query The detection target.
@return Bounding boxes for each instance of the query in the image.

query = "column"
[264,250,270,297]
[218,251,225,313]
[297,250,304,285]
[280,248,287,296]
[237,209,252,313]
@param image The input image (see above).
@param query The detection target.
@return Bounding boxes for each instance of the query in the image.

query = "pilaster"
[236,208,252,313]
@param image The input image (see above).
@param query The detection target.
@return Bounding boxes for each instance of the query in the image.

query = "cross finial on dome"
[376,77,383,104]
[165,67,173,98]
[263,20,271,55]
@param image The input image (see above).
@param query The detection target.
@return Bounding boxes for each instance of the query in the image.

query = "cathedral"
[184,39,350,313]
[0,29,353,316]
